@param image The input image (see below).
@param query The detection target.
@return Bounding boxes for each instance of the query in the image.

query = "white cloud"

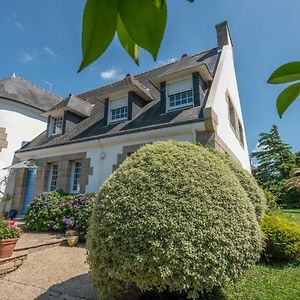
[8,12,24,31]
[158,57,177,66]
[21,52,34,63]
[100,66,124,80]
[43,46,57,58]
[252,143,268,153]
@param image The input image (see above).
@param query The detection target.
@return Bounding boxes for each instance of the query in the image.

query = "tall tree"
[251,125,296,197]
[296,151,300,167]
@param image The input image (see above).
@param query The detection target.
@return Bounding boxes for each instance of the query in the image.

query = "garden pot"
[0,238,19,258]
[67,235,79,247]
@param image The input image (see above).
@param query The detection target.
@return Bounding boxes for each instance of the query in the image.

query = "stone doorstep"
[0,250,28,276]
[15,238,67,253]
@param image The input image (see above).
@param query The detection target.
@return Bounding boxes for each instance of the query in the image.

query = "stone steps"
[0,250,28,276]
[1,232,67,275]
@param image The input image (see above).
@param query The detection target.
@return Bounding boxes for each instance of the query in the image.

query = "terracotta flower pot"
[67,235,79,247]
[0,238,19,258]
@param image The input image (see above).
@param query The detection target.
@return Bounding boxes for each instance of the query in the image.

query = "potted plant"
[0,219,23,258]
[65,229,79,247]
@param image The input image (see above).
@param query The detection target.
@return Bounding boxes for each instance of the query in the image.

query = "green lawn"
[281,209,300,224]
[222,262,300,300]
[221,209,300,300]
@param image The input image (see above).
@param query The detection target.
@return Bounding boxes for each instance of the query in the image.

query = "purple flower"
[65,217,74,226]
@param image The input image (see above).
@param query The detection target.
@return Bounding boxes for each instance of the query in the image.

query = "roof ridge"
[78,48,216,99]
[11,75,62,100]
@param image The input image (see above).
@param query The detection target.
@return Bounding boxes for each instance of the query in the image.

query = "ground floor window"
[48,163,58,191]
[70,161,82,193]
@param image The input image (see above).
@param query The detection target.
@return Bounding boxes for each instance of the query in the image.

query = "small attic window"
[166,77,193,111]
[50,116,64,136]
[108,97,128,123]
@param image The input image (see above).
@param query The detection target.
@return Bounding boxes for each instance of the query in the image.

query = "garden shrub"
[25,191,95,237]
[87,141,264,299]
[262,215,300,260]
[208,149,266,222]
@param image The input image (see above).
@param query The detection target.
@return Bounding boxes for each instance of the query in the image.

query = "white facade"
[0,98,47,194]
[206,44,251,170]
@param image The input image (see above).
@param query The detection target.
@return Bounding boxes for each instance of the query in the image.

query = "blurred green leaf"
[277,82,300,118]
[117,16,139,65]
[78,0,118,72]
[268,62,300,84]
[117,0,167,61]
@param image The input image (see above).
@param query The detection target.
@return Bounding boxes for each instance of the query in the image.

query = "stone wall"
[0,127,8,151]
[11,152,93,212]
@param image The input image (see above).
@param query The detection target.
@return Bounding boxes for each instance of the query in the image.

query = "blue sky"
[0,0,299,153]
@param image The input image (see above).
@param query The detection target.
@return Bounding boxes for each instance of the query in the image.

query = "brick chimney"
[215,21,233,50]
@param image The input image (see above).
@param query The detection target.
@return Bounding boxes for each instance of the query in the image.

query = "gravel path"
[1,245,98,300]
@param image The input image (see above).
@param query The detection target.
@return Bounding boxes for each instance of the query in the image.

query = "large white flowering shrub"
[87,141,264,299]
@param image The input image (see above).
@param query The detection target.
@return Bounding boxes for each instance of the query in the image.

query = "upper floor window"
[238,120,245,147]
[227,96,236,129]
[169,90,193,108]
[166,78,193,111]
[111,106,128,122]
[70,161,82,193]
[50,116,64,136]
[48,163,58,191]
[109,97,128,123]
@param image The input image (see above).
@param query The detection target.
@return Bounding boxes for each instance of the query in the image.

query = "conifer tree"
[251,125,296,197]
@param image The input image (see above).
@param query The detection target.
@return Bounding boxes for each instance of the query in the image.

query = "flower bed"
[25,191,96,238]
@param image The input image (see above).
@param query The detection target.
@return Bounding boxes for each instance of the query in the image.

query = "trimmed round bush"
[208,149,266,222]
[87,141,264,299]
[262,215,300,260]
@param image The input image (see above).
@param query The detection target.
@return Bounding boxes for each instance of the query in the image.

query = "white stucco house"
[7,21,251,214]
[0,75,60,205]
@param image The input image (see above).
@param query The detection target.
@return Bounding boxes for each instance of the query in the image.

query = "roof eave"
[151,63,213,88]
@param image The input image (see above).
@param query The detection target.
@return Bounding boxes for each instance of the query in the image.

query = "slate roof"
[0,75,61,111]
[19,48,221,152]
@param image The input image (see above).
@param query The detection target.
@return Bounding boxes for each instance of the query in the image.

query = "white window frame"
[50,116,64,136]
[166,77,194,112]
[48,163,58,192]
[108,97,128,123]
[168,90,194,110]
[111,106,128,122]
[70,161,82,194]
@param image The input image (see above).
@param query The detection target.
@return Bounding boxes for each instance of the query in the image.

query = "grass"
[222,261,300,300]
[221,209,300,300]
[281,209,300,224]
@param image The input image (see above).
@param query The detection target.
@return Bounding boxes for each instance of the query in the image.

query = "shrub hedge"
[25,191,95,237]
[87,141,264,299]
[262,215,300,260]
[208,149,266,222]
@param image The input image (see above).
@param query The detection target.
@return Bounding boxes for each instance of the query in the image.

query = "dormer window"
[109,97,128,123]
[50,116,63,136]
[169,90,193,109]
[111,106,128,122]
[166,77,193,111]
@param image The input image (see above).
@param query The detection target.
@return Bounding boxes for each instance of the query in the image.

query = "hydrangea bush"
[87,141,264,299]
[25,191,95,238]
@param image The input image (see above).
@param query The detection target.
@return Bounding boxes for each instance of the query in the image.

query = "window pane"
[49,164,58,191]
[111,106,128,122]
[72,161,82,192]
[168,90,193,109]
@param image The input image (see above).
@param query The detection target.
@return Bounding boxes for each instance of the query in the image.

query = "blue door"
[21,168,37,214]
